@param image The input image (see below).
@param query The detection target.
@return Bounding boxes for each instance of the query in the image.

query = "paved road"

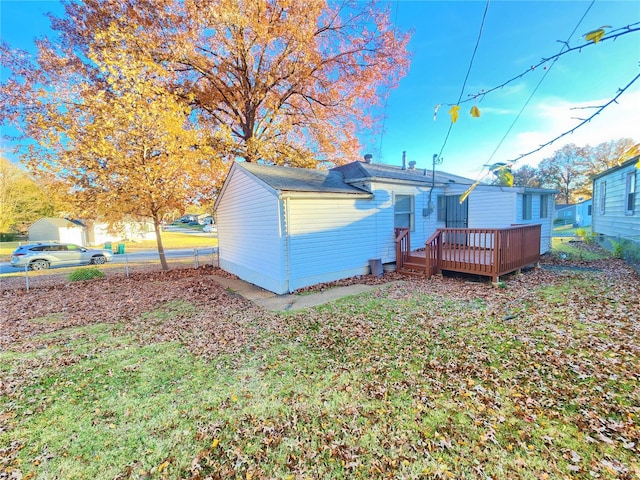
[0,247,218,275]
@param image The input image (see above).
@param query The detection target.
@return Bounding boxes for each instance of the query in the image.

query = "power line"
[484,0,596,165]
[436,0,491,161]
[450,22,640,108]
[505,72,640,164]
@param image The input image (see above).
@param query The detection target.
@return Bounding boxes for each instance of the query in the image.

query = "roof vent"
[363,153,373,163]
[408,161,416,169]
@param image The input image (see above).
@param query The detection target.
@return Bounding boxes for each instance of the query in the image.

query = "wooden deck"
[395,225,541,282]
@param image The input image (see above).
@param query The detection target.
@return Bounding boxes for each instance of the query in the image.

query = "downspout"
[283,194,292,293]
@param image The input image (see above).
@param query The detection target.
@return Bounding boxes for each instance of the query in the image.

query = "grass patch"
[68,267,106,282]
[551,237,609,261]
[0,241,19,262]
[2,275,639,479]
[121,232,217,252]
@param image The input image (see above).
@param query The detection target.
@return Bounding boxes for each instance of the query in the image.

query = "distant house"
[575,199,592,228]
[28,218,87,245]
[28,217,155,247]
[592,155,639,243]
[214,159,556,294]
[86,219,156,245]
[554,204,576,225]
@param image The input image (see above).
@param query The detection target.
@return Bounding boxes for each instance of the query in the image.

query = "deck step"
[398,268,427,277]
[403,261,426,270]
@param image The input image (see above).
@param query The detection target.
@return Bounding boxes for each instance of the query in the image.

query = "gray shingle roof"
[332,161,475,185]
[239,162,371,195]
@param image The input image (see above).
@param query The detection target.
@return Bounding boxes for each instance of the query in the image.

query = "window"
[522,194,532,220]
[626,171,636,215]
[394,194,414,230]
[599,181,606,214]
[539,194,549,218]
[437,195,446,222]
[587,204,592,216]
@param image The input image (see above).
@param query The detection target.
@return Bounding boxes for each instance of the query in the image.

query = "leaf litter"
[1,256,639,479]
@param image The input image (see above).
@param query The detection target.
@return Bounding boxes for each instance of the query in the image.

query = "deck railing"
[394,228,410,272]
[404,224,541,282]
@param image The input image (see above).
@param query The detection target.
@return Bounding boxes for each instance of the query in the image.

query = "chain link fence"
[1,247,219,291]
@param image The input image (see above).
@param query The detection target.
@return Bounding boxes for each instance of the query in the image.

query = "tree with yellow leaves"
[2,28,223,269]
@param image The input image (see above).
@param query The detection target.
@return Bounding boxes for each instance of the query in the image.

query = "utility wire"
[484,0,595,165]
[504,72,640,164]
[449,21,640,107]
[436,0,491,161]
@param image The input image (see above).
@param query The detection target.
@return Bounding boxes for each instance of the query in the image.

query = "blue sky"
[1,0,639,179]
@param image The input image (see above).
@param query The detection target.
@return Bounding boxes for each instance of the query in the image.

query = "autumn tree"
[511,165,541,188]
[573,138,636,199]
[0,157,59,233]
[56,0,411,166]
[1,26,223,269]
[536,144,588,204]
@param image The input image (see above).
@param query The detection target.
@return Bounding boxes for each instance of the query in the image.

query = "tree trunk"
[153,214,169,271]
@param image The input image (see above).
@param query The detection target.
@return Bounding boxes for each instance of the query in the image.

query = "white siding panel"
[465,189,516,228]
[514,193,553,254]
[593,166,639,240]
[286,196,379,291]
[216,168,287,293]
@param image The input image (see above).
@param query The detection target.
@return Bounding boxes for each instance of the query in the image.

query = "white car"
[10,242,114,270]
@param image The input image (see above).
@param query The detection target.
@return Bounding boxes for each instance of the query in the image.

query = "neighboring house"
[198,214,214,225]
[592,155,639,243]
[214,159,556,294]
[575,198,592,227]
[554,204,576,225]
[86,219,156,245]
[28,218,87,246]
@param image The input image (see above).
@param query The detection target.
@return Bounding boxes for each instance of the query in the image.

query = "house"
[554,204,576,225]
[28,218,87,245]
[86,218,156,245]
[214,159,556,294]
[592,155,639,244]
[574,199,592,227]
[554,199,592,227]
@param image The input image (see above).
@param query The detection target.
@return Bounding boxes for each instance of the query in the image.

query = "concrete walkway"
[211,275,383,311]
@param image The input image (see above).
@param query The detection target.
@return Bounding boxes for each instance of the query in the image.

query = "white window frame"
[625,171,636,215]
[394,194,415,231]
[599,181,606,214]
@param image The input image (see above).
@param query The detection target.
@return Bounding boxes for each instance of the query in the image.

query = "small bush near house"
[67,267,106,282]
[575,228,596,245]
[610,238,640,263]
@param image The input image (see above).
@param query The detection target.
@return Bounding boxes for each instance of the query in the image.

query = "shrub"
[575,228,596,245]
[68,267,106,282]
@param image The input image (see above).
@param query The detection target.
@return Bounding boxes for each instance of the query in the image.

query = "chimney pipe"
[402,151,407,170]
[363,153,373,163]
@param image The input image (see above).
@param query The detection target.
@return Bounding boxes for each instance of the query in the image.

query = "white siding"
[448,187,553,254]
[464,188,516,228]
[286,195,379,291]
[215,167,287,293]
[575,201,592,227]
[593,164,639,240]
[515,193,553,254]
[28,219,85,245]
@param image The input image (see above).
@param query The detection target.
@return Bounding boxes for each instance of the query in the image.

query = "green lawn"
[2,261,638,479]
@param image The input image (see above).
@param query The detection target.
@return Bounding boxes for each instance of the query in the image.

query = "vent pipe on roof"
[402,151,407,170]
[363,153,373,163]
